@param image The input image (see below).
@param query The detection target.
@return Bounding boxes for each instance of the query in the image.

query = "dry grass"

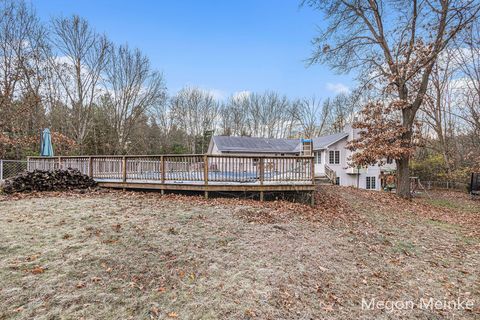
[0,188,479,319]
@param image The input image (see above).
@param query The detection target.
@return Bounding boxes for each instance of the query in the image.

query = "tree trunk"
[396,156,411,199]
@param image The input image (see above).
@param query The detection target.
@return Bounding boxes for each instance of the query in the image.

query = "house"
[207,125,396,190]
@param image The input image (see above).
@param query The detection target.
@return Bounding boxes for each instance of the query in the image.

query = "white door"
[314,151,325,176]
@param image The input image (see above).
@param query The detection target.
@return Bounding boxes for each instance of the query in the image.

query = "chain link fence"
[0,160,28,181]
[423,180,469,192]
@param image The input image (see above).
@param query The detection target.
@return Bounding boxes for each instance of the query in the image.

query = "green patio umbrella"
[40,128,54,157]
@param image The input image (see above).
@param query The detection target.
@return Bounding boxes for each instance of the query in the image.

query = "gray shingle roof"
[212,131,349,154]
[212,136,301,153]
[312,132,349,150]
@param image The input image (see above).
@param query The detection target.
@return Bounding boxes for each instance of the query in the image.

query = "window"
[366,176,376,190]
[314,151,322,164]
[386,157,393,164]
[335,177,340,185]
[329,150,340,165]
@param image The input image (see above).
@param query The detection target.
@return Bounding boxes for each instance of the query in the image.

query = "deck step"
[315,175,332,185]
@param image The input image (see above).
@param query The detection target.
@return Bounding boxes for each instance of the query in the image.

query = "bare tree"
[223,91,297,138]
[295,97,330,137]
[48,15,109,150]
[304,0,480,197]
[325,93,357,133]
[170,87,219,153]
[102,44,166,154]
[219,93,250,136]
[421,51,460,176]
[0,0,49,158]
[455,19,480,151]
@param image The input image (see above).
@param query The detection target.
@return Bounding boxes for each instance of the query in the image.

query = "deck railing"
[324,164,336,184]
[27,154,315,185]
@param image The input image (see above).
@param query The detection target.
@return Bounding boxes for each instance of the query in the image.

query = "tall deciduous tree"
[48,15,109,151]
[170,87,219,153]
[455,19,480,169]
[295,97,330,138]
[102,44,166,154]
[304,0,480,198]
[0,0,49,158]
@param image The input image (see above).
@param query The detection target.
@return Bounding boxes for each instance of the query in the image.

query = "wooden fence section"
[27,155,316,203]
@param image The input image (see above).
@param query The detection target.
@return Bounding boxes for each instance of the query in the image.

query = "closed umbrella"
[40,128,54,157]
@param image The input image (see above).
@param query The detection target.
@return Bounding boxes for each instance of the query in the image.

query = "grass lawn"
[0,187,479,319]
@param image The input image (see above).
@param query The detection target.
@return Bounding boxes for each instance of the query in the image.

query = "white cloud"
[232,90,251,101]
[177,86,227,101]
[206,88,227,101]
[326,82,350,94]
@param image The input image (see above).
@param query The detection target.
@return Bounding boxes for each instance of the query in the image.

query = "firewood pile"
[1,169,97,194]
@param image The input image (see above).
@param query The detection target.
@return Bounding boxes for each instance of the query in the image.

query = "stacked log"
[1,169,97,194]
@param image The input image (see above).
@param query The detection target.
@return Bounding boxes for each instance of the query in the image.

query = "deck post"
[204,155,209,199]
[259,158,265,201]
[160,156,166,196]
[88,157,93,177]
[259,158,264,185]
[161,155,165,184]
[122,156,127,184]
[310,157,315,185]
[310,191,315,207]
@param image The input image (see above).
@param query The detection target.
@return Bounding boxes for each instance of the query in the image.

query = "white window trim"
[329,150,340,165]
[314,151,322,164]
[366,176,376,190]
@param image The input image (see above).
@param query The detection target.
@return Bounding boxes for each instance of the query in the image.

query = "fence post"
[58,156,62,170]
[0,159,3,180]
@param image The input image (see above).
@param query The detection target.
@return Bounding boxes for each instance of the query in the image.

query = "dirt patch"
[0,188,478,319]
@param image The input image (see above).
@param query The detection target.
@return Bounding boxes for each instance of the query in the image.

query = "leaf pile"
[1,169,96,194]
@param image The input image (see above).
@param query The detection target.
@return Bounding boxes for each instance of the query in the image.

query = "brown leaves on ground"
[337,186,480,237]
[0,187,357,225]
[29,266,45,275]
[0,187,478,319]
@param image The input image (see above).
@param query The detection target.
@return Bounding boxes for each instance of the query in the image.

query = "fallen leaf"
[323,304,334,312]
[30,266,45,274]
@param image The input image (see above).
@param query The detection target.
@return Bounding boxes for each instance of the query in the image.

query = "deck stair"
[315,175,332,185]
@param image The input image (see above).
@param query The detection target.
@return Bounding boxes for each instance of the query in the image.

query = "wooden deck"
[27,154,316,204]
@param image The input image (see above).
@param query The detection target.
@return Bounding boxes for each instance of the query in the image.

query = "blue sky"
[34,0,355,100]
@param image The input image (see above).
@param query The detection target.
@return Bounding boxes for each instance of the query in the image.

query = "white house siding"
[209,126,396,191]
[313,127,393,191]
[208,143,222,154]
